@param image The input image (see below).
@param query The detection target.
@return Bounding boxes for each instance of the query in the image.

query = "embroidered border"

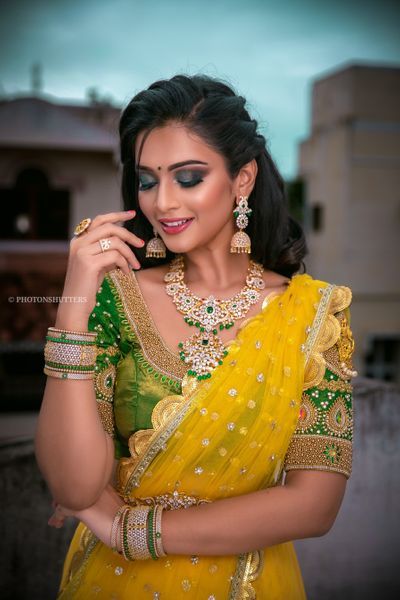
[119,382,199,494]
[59,525,99,599]
[229,551,264,599]
[303,285,353,390]
[316,377,352,393]
[303,284,335,367]
[284,434,352,478]
[96,399,114,437]
[108,270,187,382]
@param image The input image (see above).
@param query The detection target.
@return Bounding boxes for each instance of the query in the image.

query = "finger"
[90,210,136,230]
[87,236,141,270]
[92,250,133,277]
[48,513,65,528]
[75,222,145,251]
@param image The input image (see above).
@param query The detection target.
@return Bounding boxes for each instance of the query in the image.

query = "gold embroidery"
[337,311,357,377]
[96,345,119,358]
[108,269,187,382]
[297,394,318,431]
[124,491,211,510]
[117,374,201,494]
[96,400,115,436]
[316,377,352,393]
[94,363,116,401]
[326,397,352,437]
[229,550,264,599]
[329,286,352,315]
[320,310,357,380]
[59,525,99,598]
[304,286,354,389]
[284,434,352,478]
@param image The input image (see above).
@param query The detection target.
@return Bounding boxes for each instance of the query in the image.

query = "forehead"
[135,122,223,167]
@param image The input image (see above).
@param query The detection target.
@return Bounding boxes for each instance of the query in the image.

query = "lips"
[159,218,194,234]
[159,218,193,226]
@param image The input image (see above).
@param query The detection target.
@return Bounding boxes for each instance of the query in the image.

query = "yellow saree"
[58,272,351,599]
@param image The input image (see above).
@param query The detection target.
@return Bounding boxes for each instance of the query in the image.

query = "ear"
[233,159,258,201]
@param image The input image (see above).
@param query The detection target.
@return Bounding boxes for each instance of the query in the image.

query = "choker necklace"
[164,255,265,380]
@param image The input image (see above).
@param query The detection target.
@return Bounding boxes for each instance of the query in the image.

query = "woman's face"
[135,122,239,255]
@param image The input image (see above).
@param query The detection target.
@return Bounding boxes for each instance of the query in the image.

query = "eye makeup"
[137,168,207,191]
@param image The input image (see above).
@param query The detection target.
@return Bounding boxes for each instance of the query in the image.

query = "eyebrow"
[137,159,209,172]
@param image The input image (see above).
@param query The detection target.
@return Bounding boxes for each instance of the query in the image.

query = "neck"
[182,246,251,292]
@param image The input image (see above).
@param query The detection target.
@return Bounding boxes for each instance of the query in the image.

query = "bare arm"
[162,469,347,555]
[55,469,347,554]
[35,211,143,510]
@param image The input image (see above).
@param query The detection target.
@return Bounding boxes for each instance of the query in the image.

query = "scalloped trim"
[303,285,353,390]
[229,550,264,599]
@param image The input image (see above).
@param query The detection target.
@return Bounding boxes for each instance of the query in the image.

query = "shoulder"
[300,274,356,388]
[291,272,352,312]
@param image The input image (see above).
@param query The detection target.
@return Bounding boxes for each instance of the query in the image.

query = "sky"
[0,0,399,178]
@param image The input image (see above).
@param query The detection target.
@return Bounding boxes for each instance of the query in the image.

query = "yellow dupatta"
[59,273,340,599]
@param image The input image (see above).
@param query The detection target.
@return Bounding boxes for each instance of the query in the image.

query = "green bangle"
[44,360,94,371]
[46,335,96,346]
[146,508,158,560]
[121,508,132,561]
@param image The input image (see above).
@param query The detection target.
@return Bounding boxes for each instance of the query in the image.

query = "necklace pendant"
[166,254,264,380]
[179,330,226,379]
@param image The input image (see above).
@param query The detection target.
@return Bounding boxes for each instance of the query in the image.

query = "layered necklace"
[164,255,265,380]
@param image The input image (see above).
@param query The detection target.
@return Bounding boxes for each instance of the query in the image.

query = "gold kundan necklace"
[164,255,265,380]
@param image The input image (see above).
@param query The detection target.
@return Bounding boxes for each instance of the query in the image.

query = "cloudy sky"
[1,0,399,177]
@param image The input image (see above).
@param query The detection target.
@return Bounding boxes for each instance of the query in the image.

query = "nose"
[154,178,181,214]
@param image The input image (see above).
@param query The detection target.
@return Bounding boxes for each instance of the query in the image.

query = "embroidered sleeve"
[87,275,122,438]
[284,305,356,479]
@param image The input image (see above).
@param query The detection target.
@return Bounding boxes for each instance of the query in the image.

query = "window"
[0,168,70,240]
[286,178,305,225]
[311,204,323,232]
[364,336,400,383]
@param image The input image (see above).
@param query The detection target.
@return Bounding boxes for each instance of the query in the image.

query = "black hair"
[119,74,307,277]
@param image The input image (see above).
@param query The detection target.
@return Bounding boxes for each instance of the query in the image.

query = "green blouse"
[88,269,354,478]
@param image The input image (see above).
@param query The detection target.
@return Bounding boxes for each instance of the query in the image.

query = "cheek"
[190,178,233,215]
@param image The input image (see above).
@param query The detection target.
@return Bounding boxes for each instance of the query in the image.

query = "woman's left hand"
[48,485,125,547]
[48,499,74,528]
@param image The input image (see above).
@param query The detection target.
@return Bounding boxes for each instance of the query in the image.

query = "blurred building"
[0,94,121,408]
[298,64,400,383]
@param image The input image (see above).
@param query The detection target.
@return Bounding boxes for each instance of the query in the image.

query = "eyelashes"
[138,179,204,191]
[138,171,205,191]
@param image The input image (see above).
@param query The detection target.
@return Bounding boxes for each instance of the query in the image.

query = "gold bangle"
[153,505,166,558]
[125,506,151,561]
[47,326,97,341]
[111,505,129,552]
[43,366,95,380]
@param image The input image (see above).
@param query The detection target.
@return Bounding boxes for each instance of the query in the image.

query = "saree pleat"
[58,274,333,599]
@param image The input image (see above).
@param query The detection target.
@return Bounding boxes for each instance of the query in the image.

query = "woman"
[35,75,356,599]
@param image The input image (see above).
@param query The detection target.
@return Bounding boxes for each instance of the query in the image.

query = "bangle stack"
[111,504,166,560]
[44,327,97,380]
[110,504,129,552]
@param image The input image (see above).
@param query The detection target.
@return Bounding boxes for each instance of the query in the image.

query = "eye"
[138,173,157,191]
[175,170,204,188]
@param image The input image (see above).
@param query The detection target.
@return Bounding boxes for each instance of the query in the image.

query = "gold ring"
[74,218,92,236]
[99,238,112,252]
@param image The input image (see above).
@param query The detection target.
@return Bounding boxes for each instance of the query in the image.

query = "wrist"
[54,308,91,332]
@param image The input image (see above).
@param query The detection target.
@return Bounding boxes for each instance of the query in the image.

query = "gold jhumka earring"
[230,195,252,254]
[145,228,166,258]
